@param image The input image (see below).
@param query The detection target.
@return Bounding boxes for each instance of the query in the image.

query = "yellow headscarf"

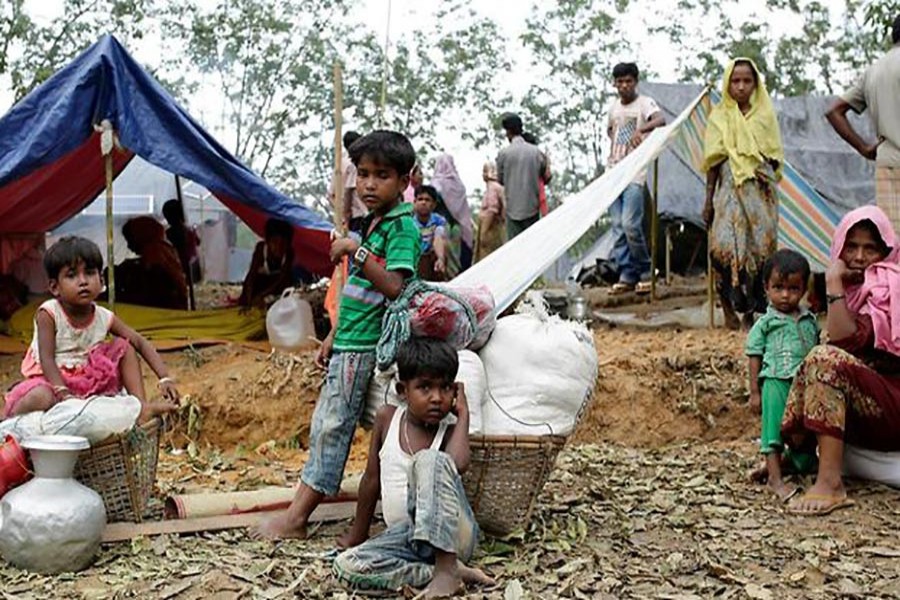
[702,57,784,185]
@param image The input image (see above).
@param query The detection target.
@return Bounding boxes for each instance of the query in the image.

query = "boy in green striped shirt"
[257,131,421,540]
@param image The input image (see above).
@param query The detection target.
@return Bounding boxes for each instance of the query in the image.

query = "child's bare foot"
[458,563,495,587]
[138,400,178,423]
[424,569,463,598]
[767,479,800,502]
[748,461,768,483]
[250,511,308,540]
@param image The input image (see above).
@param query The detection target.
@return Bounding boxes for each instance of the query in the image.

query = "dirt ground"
[1,314,899,598]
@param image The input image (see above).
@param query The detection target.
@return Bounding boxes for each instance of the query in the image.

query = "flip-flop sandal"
[786,493,856,516]
[780,486,802,503]
[610,282,636,295]
[635,281,652,295]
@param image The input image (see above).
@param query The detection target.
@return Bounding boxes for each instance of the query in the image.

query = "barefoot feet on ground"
[458,563,496,587]
[767,479,799,502]
[424,567,463,598]
[749,461,768,483]
[250,512,308,540]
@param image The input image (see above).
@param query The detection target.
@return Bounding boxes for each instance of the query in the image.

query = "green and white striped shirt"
[333,202,420,352]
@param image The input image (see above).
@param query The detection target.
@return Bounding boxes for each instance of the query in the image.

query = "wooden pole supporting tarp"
[98,120,117,310]
[650,158,659,301]
[378,0,393,126]
[665,225,672,286]
[174,174,196,311]
[707,232,715,328]
[330,62,346,317]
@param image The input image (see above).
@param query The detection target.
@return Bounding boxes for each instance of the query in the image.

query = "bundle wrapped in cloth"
[376,281,495,370]
[0,395,142,444]
[478,297,598,436]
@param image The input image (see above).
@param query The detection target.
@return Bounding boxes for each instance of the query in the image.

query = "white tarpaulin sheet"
[453,89,708,312]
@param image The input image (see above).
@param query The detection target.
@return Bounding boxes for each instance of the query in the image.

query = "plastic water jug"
[266,288,316,351]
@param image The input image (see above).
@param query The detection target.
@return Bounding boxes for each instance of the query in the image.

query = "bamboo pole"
[332,62,346,311]
[707,233,715,328]
[174,174,196,311]
[105,154,115,310]
[665,225,672,286]
[96,120,117,311]
[378,0,393,126]
[649,158,659,301]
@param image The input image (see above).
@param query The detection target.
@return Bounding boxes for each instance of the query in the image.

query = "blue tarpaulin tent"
[0,34,333,276]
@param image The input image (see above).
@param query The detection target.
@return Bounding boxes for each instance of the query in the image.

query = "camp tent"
[0,34,333,279]
[566,82,876,280]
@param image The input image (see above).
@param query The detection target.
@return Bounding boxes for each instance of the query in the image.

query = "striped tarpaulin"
[671,89,839,270]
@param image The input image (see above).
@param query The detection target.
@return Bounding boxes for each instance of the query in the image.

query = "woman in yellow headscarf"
[702,58,784,330]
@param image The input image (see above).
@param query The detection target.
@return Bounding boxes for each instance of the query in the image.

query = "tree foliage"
[0,0,152,102]
[1,0,897,215]
[345,1,511,161]
[518,0,634,199]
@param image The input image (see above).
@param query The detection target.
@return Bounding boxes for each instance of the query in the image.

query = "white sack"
[360,350,486,434]
[479,304,597,436]
[0,395,141,444]
[843,444,900,488]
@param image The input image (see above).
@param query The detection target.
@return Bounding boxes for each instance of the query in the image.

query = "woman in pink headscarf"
[430,154,474,271]
[782,206,900,515]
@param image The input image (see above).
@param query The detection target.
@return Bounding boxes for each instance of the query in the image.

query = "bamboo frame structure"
[650,158,659,300]
[331,62,346,310]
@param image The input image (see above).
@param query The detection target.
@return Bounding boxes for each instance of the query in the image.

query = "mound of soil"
[574,325,753,448]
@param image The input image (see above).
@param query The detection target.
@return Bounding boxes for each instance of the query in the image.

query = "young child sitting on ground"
[255,130,422,540]
[239,218,295,307]
[3,236,180,422]
[413,184,450,281]
[333,337,494,597]
[746,248,819,500]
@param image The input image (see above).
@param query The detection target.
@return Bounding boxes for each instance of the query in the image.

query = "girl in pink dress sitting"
[3,236,180,422]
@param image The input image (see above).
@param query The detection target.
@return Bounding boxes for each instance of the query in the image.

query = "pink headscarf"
[830,206,900,355]
[430,154,474,247]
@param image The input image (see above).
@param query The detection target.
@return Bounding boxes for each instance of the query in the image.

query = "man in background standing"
[496,113,547,240]
[826,14,900,233]
[606,62,665,295]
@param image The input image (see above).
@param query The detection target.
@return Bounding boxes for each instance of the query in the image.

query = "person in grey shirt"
[496,113,547,239]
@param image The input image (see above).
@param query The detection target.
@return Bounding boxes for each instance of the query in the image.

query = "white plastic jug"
[266,288,316,351]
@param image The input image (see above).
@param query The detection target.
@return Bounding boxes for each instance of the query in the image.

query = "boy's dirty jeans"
[333,449,480,593]
[609,182,651,284]
[301,351,376,496]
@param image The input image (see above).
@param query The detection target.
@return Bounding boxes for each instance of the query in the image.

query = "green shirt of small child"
[745,249,820,501]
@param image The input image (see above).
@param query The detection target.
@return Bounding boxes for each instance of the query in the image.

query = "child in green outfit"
[746,249,819,501]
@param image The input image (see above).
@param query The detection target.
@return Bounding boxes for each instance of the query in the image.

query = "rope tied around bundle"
[376,280,478,370]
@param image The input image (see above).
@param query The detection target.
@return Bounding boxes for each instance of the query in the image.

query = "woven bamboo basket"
[462,434,567,536]
[73,418,160,523]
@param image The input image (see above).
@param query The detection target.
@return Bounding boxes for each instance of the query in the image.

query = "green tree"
[345,2,511,159]
[160,0,348,206]
[519,0,633,199]
[0,0,153,105]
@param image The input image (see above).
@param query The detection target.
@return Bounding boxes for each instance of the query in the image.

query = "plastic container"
[266,287,316,352]
[0,435,30,497]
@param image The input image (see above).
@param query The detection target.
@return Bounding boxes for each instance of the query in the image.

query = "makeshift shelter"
[567,82,876,281]
[0,34,333,281]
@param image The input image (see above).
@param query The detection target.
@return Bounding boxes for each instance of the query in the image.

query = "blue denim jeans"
[609,182,651,284]
[301,351,376,495]
[333,449,480,593]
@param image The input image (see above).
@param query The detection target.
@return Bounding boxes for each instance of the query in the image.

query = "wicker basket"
[73,419,160,523]
[462,434,567,536]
